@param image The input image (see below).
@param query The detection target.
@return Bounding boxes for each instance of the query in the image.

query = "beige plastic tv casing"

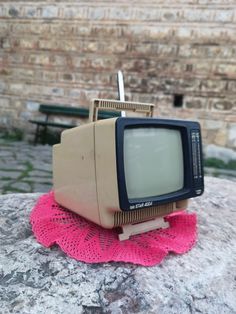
[53,117,187,229]
[53,118,119,228]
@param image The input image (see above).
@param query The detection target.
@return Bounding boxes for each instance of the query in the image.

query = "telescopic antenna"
[117,71,126,117]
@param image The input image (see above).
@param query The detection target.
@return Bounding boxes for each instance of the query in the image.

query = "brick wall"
[0,1,236,148]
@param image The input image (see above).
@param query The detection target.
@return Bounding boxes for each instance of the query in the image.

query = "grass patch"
[17,161,33,180]
[227,160,236,170]
[1,176,17,181]
[0,128,24,141]
[2,186,28,194]
[204,157,236,171]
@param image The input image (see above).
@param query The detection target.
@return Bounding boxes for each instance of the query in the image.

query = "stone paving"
[0,138,52,194]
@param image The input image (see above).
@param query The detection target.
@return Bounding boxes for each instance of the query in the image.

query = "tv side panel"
[53,124,100,225]
[94,118,120,228]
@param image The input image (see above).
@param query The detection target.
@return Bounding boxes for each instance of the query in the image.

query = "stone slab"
[8,181,32,192]
[28,170,52,177]
[0,177,236,313]
[0,140,52,194]
[32,183,52,193]
[0,170,21,180]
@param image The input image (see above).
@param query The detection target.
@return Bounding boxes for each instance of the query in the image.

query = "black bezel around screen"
[116,117,204,211]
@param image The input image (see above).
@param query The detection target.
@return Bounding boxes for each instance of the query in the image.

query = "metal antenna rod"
[117,71,126,117]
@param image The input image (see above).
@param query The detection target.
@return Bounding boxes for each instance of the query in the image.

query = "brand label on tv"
[130,201,153,210]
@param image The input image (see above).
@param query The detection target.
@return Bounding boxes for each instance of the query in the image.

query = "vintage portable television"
[53,99,204,240]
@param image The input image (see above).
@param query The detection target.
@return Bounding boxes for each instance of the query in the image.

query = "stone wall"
[0,1,236,148]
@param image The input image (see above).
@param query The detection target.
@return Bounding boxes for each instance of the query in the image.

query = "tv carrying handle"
[89,71,155,122]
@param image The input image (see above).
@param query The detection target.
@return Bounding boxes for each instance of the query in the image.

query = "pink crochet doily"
[30,191,197,266]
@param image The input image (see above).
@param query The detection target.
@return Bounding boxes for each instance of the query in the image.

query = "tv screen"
[123,127,184,200]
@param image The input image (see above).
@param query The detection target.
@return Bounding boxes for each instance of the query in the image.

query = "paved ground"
[0,138,52,194]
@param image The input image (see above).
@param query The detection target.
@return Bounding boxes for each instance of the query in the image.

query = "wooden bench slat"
[39,104,121,119]
[29,120,77,129]
[29,104,121,144]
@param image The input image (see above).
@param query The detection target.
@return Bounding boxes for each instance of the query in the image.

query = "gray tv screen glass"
[123,127,184,199]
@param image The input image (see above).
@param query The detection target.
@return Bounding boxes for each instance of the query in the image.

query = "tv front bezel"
[116,117,204,211]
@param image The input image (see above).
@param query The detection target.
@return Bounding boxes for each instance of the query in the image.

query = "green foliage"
[204,157,236,170]
[227,160,236,170]
[204,158,225,169]
[0,128,24,141]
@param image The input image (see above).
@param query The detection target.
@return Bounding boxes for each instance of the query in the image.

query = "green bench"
[29,104,121,144]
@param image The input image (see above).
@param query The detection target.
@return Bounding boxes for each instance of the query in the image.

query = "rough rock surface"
[0,177,236,314]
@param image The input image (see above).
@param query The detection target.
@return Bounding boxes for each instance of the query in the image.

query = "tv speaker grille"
[113,203,174,227]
